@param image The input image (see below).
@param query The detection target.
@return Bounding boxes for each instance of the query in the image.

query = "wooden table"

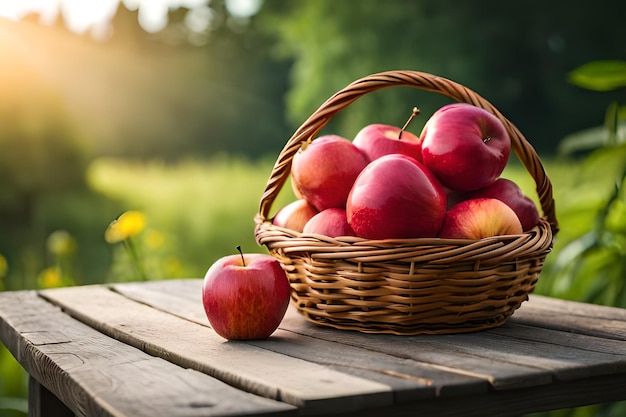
[1,279,626,417]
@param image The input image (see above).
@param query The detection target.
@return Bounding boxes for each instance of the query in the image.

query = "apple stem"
[300,137,312,151]
[399,107,420,139]
[236,245,246,267]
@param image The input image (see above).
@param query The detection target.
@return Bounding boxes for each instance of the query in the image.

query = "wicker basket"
[254,70,558,335]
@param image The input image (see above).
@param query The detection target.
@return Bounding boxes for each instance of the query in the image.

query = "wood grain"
[511,294,626,340]
[0,291,296,417]
[40,285,394,415]
[113,280,491,400]
[4,280,626,417]
[335,372,626,417]
[115,280,626,389]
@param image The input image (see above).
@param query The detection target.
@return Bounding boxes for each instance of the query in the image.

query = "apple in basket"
[291,135,370,211]
[303,207,356,237]
[202,246,291,340]
[459,178,540,231]
[347,154,447,239]
[353,107,423,162]
[439,198,523,239]
[273,199,318,232]
[420,103,511,192]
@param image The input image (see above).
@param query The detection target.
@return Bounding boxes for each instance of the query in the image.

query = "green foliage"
[0,345,28,417]
[561,61,626,154]
[530,401,626,417]
[260,0,626,155]
[87,155,296,279]
[542,60,626,310]
[546,146,626,306]
[569,60,626,92]
[0,189,120,290]
[0,67,89,209]
[0,59,110,291]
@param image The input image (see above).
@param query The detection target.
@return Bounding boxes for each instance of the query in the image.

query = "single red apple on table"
[347,154,447,239]
[302,207,356,237]
[420,103,511,192]
[462,178,540,231]
[353,108,423,162]
[202,247,291,340]
[291,135,370,211]
[273,199,318,232]
[439,198,523,239]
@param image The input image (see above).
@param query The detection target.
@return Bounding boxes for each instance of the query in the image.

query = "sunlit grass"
[87,154,295,278]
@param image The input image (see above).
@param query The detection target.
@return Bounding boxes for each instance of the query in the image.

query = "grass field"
[86,154,299,279]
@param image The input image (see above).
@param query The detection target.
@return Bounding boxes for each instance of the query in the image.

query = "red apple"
[463,178,540,231]
[273,199,318,232]
[439,198,523,239]
[353,108,423,162]
[420,103,511,192]
[302,208,356,237]
[291,135,370,211]
[202,247,291,340]
[353,123,423,162]
[347,154,447,239]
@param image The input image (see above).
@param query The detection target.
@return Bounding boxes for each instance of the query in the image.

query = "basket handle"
[258,70,558,235]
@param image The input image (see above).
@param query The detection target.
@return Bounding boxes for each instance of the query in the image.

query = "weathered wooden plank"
[274,291,625,385]
[511,294,626,340]
[488,321,626,357]
[113,280,626,389]
[528,294,626,320]
[0,291,296,417]
[6,280,626,417]
[113,280,553,391]
[112,279,206,325]
[278,310,556,390]
[336,372,626,417]
[281,307,626,386]
[113,280,490,401]
[433,326,626,381]
[40,285,394,415]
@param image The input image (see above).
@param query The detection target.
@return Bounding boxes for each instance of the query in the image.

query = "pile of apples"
[273,103,540,240]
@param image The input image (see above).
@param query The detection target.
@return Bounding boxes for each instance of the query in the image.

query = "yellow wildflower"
[0,254,7,278]
[38,267,61,289]
[105,210,147,244]
[47,230,76,256]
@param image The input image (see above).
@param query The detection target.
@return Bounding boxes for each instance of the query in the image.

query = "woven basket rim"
[256,217,553,264]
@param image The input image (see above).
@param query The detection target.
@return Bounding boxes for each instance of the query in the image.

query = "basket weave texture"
[254,70,558,335]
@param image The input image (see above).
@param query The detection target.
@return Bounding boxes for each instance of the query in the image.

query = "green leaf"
[568,60,626,91]
[606,192,626,234]
[0,397,28,414]
[579,142,626,185]
[558,120,626,155]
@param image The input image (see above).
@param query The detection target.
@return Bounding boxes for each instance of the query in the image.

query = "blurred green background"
[1,1,626,416]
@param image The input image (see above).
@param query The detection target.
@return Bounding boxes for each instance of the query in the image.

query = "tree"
[259,0,626,154]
